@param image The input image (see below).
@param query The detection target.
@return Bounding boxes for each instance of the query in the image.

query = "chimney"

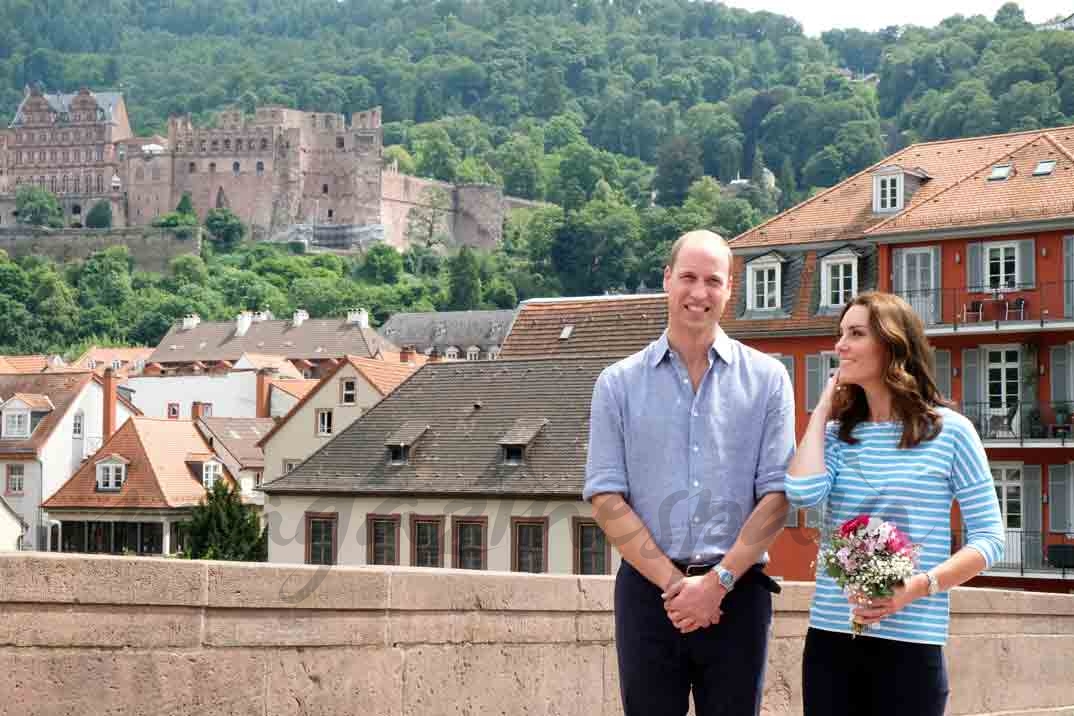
[346,308,370,328]
[255,368,272,418]
[400,346,413,363]
[235,310,253,336]
[103,367,117,438]
[191,401,204,422]
[253,310,273,322]
[181,313,201,331]
[428,347,442,363]
[292,309,309,327]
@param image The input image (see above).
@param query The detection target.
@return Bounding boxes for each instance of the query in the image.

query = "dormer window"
[498,418,547,466]
[746,255,782,311]
[466,346,481,361]
[385,420,428,465]
[202,461,221,489]
[820,249,859,309]
[389,445,409,464]
[95,460,126,490]
[3,410,29,438]
[503,445,524,465]
[873,173,903,212]
[988,164,1012,181]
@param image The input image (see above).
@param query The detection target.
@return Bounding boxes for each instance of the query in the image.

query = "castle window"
[189,162,196,173]
[336,136,344,149]
[209,162,216,173]
[322,184,329,194]
[224,139,231,151]
[235,139,242,151]
[199,140,206,152]
[211,140,219,151]
[96,175,103,193]
[232,162,240,176]
[256,161,264,176]
[260,138,268,151]
[135,167,144,181]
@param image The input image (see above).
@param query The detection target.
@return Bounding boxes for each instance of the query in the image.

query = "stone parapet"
[0,226,200,272]
[1,553,1072,715]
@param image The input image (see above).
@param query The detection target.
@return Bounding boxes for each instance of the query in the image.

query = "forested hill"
[3,0,1073,209]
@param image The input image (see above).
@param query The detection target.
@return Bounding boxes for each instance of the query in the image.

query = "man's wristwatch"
[713,565,736,593]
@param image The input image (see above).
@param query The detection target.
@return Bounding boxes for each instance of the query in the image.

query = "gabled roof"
[377,309,516,352]
[499,295,668,360]
[195,416,276,472]
[43,417,231,510]
[268,378,321,400]
[256,355,420,448]
[148,317,397,364]
[233,353,304,379]
[733,123,1074,249]
[263,357,612,496]
[11,89,125,127]
[4,393,54,411]
[0,355,64,373]
[0,372,95,456]
[72,346,154,375]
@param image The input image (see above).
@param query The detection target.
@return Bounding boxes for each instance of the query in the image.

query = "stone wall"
[0,226,201,272]
[1,553,1072,715]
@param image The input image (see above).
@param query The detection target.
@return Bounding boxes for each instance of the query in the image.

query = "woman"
[786,292,1004,716]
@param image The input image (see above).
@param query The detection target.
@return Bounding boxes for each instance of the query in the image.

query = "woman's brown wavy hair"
[831,291,947,449]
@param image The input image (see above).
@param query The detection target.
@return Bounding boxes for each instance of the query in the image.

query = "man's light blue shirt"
[584,329,796,562]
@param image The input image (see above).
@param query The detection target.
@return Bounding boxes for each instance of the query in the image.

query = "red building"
[733,124,1074,590]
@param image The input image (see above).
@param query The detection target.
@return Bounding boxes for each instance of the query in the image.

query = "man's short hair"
[666,230,731,271]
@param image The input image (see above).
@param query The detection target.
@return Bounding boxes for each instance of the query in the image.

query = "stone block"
[403,644,605,715]
[0,603,201,648]
[205,608,387,647]
[576,613,615,642]
[206,561,388,610]
[577,575,615,611]
[947,634,1074,714]
[388,568,581,612]
[266,646,404,716]
[0,553,206,606]
[454,611,577,644]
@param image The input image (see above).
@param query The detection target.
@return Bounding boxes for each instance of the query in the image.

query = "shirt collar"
[649,329,735,367]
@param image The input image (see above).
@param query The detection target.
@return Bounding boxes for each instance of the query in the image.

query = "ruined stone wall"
[295,110,381,228]
[125,151,174,225]
[1,553,1072,715]
[0,226,201,272]
[379,171,457,250]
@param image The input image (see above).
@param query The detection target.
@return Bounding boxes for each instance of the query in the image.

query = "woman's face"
[835,304,887,388]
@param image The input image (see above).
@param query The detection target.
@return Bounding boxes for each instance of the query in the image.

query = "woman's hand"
[814,369,842,421]
[849,575,926,626]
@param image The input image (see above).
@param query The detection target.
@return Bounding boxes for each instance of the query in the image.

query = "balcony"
[956,529,1074,578]
[896,280,1074,335]
[959,401,1074,446]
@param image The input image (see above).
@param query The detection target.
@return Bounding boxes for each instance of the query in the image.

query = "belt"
[670,560,782,594]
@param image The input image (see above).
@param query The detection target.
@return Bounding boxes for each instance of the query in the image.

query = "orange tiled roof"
[5,393,54,411]
[268,378,321,400]
[43,417,232,510]
[348,356,421,396]
[0,372,95,456]
[72,346,154,375]
[733,124,1074,249]
[0,356,13,373]
[1,355,56,373]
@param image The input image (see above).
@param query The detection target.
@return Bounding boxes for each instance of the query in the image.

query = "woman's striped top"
[785,407,1005,645]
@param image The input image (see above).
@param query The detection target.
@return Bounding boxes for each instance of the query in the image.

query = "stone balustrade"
[1,553,1073,715]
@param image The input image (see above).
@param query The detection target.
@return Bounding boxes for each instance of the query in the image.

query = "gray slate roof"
[263,357,612,497]
[11,91,125,126]
[377,310,516,353]
[148,318,396,364]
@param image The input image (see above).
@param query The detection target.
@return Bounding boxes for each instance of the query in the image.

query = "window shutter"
[1017,239,1035,288]
[1065,236,1074,319]
[892,248,904,293]
[1051,345,1070,407]
[806,354,822,411]
[962,348,982,431]
[967,242,983,291]
[931,245,942,321]
[1024,465,1043,568]
[777,355,795,391]
[934,349,951,399]
[1049,464,1070,533]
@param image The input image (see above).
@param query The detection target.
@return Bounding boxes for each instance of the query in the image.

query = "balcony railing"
[895,280,1074,329]
[955,529,1074,577]
[959,402,1074,444]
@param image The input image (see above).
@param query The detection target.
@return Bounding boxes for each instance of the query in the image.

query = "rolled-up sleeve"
[785,422,843,509]
[583,368,629,502]
[755,365,796,498]
[950,421,1005,568]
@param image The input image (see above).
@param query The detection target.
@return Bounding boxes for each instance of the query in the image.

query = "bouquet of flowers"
[819,514,920,635]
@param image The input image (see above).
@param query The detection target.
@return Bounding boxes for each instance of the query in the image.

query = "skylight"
[988,164,1012,181]
[559,325,574,340]
[1033,160,1056,176]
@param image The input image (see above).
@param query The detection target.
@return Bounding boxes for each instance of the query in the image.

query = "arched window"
[256,161,264,176]
[466,346,481,361]
[445,346,460,360]
[232,161,240,176]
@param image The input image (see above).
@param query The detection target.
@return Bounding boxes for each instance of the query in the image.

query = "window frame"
[202,461,222,490]
[305,511,338,566]
[873,172,903,212]
[366,513,401,566]
[3,410,30,439]
[984,241,1019,292]
[316,408,334,437]
[502,444,525,465]
[571,516,611,575]
[991,461,1024,530]
[409,514,445,568]
[510,516,549,573]
[72,411,84,438]
[1034,160,1057,177]
[820,253,858,308]
[388,445,410,465]
[452,515,488,570]
[466,346,481,361]
[340,378,358,405]
[95,461,126,491]
[283,459,301,474]
[5,463,26,495]
[167,403,180,420]
[746,257,782,311]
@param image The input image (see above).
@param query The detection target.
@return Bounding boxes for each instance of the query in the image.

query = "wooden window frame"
[340,378,358,405]
[167,402,180,420]
[304,511,338,565]
[366,513,401,566]
[409,514,445,568]
[571,516,611,575]
[451,515,488,570]
[510,516,550,573]
[316,408,333,437]
[5,463,26,496]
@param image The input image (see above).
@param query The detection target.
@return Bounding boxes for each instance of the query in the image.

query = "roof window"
[988,164,1012,181]
[1033,160,1056,176]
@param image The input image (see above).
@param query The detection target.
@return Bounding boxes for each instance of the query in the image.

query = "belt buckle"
[685,563,709,577]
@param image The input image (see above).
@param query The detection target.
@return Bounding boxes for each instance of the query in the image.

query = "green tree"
[15,185,64,228]
[383,144,417,174]
[85,201,113,229]
[180,480,267,561]
[653,135,703,207]
[362,243,404,284]
[176,192,195,216]
[404,187,452,275]
[448,245,482,310]
[204,208,246,251]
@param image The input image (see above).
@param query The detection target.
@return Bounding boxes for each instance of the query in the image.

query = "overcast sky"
[722,0,1072,36]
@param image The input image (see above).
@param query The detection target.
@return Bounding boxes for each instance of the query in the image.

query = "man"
[585,230,795,715]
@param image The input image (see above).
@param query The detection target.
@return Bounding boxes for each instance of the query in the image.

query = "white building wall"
[270,388,299,419]
[261,364,382,487]
[1,460,42,549]
[125,372,259,419]
[266,494,620,575]
[0,504,24,551]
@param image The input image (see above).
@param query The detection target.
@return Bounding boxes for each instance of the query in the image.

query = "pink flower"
[839,515,870,537]
[886,529,913,555]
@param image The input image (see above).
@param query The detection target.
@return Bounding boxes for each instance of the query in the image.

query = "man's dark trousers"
[614,560,775,716]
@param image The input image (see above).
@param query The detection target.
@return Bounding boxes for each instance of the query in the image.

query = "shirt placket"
[671,351,716,561]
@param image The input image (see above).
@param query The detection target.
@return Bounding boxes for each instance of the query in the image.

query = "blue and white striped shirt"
[785,407,1004,645]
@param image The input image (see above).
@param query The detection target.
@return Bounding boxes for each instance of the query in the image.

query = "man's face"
[662,238,733,336]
